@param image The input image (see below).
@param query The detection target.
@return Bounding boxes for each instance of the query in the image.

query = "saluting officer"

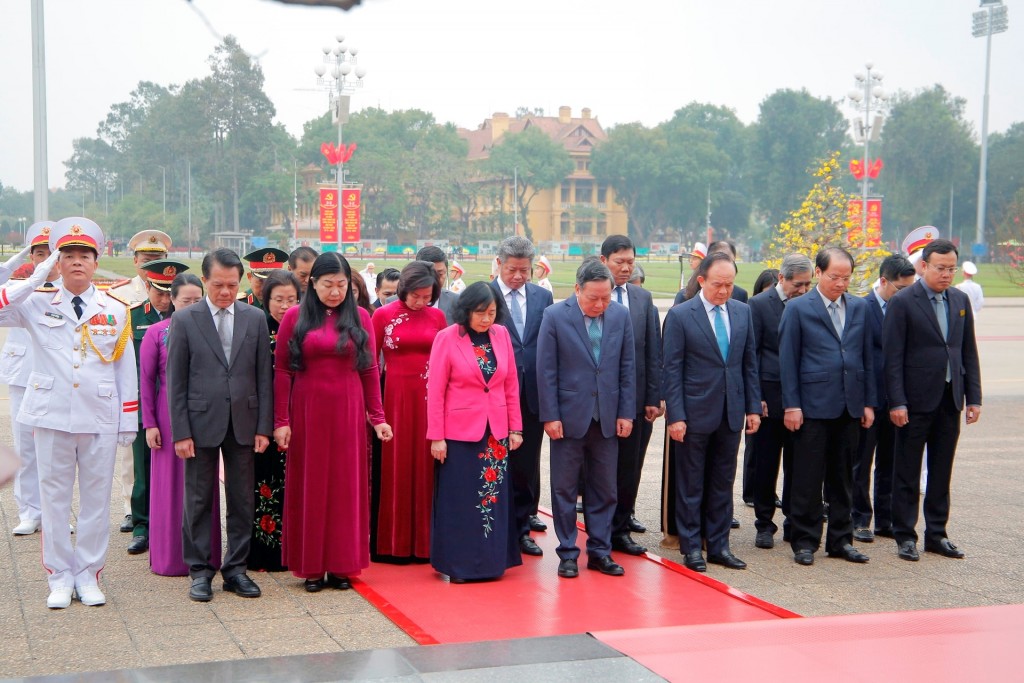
[240,248,289,310]
[0,218,138,609]
[125,259,189,556]
[109,229,171,531]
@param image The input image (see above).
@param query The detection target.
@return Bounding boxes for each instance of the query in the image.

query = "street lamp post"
[848,63,888,239]
[973,0,1009,260]
[313,35,366,249]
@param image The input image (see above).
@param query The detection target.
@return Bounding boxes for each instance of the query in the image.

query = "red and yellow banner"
[847,199,882,248]
[319,189,338,244]
[341,188,361,242]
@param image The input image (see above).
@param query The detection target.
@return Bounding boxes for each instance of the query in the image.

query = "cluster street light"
[313,34,367,224]
[973,0,1009,260]
[847,63,888,239]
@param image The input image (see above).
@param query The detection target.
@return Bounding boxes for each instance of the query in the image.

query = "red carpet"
[593,603,1024,682]
[353,509,796,645]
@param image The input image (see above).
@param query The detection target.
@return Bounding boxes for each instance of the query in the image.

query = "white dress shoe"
[47,587,74,609]
[13,519,41,535]
[75,585,106,606]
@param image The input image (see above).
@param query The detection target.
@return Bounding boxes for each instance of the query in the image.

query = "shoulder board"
[236,291,247,300]
[106,290,131,305]
[129,300,148,311]
[107,278,133,290]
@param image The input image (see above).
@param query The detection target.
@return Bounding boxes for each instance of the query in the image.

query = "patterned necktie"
[713,305,729,360]
[216,307,233,363]
[587,315,602,363]
[828,301,843,338]
[933,294,951,381]
[509,288,525,339]
[616,286,624,304]
[881,300,886,316]
[72,295,84,320]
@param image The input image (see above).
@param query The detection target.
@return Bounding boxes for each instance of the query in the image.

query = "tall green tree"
[484,126,572,241]
[987,122,1024,232]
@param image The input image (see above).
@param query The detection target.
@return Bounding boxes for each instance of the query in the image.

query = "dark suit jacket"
[385,289,459,323]
[863,291,887,410]
[778,288,876,420]
[883,280,981,413]
[490,280,553,415]
[673,281,748,306]
[662,296,760,434]
[623,283,662,413]
[167,301,274,447]
[537,295,635,440]
[748,286,786,417]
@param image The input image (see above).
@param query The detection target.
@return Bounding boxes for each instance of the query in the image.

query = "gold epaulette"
[106,289,131,305]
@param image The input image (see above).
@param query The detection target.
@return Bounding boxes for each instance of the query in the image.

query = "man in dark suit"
[490,236,554,557]
[168,248,274,602]
[673,240,749,306]
[372,267,400,310]
[416,246,459,323]
[663,252,761,572]
[600,235,662,556]
[779,246,876,566]
[749,253,813,550]
[852,254,916,543]
[884,239,982,561]
[538,260,635,579]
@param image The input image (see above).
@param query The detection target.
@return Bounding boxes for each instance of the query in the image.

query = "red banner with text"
[319,189,338,244]
[341,188,362,242]
[847,199,882,248]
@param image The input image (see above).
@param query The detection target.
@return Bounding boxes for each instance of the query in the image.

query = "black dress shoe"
[304,578,324,593]
[775,498,783,509]
[557,558,579,578]
[119,514,133,533]
[127,535,149,555]
[627,516,647,533]
[528,515,547,532]
[826,543,870,563]
[587,555,625,576]
[853,528,875,543]
[925,538,965,559]
[519,535,543,556]
[575,501,584,514]
[223,573,261,598]
[611,534,647,556]
[874,527,895,539]
[682,550,706,572]
[707,550,747,570]
[898,540,920,562]
[189,577,213,602]
[754,531,774,549]
[794,549,814,566]
[731,518,740,529]
[326,573,352,589]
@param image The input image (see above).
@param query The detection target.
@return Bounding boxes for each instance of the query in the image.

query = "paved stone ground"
[1,300,1021,679]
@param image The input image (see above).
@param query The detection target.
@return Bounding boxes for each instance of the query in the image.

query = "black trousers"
[753,416,792,535]
[741,435,756,504]
[612,412,653,535]
[129,417,150,536]
[852,412,896,531]
[182,420,255,580]
[789,416,858,554]
[892,384,961,546]
[673,419,741,556]
[512,399,544,538]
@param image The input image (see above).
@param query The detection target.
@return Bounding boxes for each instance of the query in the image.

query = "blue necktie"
[933,294,951,381]
[713,305,729,360]
[509,288,525,339]
[72,296,84,320]
[587,316,602,363]
[616,286,624,304]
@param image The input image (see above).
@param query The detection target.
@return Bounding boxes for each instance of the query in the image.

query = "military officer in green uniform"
[126,259,189,555]
[240,248,289,310]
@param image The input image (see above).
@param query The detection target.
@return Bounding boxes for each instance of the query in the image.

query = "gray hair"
[629,263,645,283]
[496,236,535,263]
[576,259,614,287]
[780,253,813,280]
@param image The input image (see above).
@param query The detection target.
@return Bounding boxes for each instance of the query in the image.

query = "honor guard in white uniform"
[448,260,467,294]
[108,229,171,529]
[0,218,138,609]
[0,222,61,535]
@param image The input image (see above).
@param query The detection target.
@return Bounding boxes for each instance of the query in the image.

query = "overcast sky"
[2,0,1022,193]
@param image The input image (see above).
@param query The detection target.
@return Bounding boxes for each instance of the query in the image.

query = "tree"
[591,123,669,245]
[987,122,1024,234]
[484,126,572,241]
[996,187,1024,288]
[765,152,889,293]
[751,89,849,227]
[875,86,977,241]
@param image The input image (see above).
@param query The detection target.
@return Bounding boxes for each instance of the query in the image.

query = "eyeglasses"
[269,296,298,306]
[927,264,958,275]
[822,273,852,283]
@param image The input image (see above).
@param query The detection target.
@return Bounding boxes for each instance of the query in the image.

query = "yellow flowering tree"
[765,152,890,294]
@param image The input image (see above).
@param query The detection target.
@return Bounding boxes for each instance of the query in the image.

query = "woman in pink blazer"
[427,281,524,582]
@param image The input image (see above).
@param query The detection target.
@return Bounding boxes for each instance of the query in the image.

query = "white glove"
[117,432,137,447]
[0,244,32,285]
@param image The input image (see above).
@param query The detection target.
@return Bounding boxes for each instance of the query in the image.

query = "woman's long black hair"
[288,252,372,372]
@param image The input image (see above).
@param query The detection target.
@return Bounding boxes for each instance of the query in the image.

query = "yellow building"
[458,106,629,244]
